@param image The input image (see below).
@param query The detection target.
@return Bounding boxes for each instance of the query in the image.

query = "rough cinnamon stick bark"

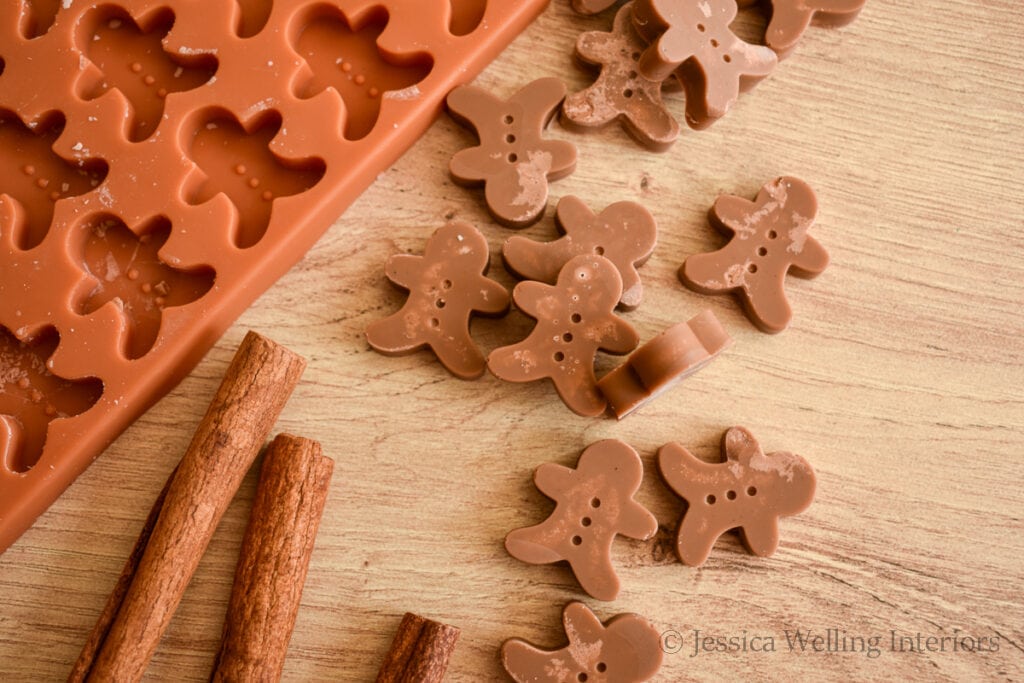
[376,613,461,683]
[210,433,333,682]
[70,331,306,683]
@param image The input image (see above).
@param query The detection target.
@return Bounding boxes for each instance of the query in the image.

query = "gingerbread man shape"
[503,195,657,309]
[680,176,828,333]
[739,0,866,58]
[366,221,510,379]
[658,426,816,566]
[488,255,639,416]
[505,439,658,600]
[632,0,777,128]
[562,3,681,151]
[447,78,577,228]
[502,602,663,683]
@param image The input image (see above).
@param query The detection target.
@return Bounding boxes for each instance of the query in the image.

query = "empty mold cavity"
[235,0,273,38]
[184,109,326,249]
[0,109,109,251]
[449,0,487,36]
[291,5,433,140]
[76,214,215,360]
[19,0,61,39]
[77,6,218,142]
[0,326,103,473]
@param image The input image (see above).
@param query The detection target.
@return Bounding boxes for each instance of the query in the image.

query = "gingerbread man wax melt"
[659,426,816,566]
[631,0,777,128]
[366,221,509,380]
[502,602,663,683]
[502,195,657,309]
[505,439,658,601]
[488,255,639,417]
[447,78,577,228]
[680,176,829,333]
[562,2,681,151]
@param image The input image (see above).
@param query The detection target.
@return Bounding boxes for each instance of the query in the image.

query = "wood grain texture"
[1,1,1022,681]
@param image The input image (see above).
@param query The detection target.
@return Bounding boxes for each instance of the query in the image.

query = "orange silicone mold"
[0,0,550,553]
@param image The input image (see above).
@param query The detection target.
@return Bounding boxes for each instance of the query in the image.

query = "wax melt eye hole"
[506,134,516,143]
[767,230,778,239]
[429,318,440,328]
[563,332,573,342]
[631,51,640,60]
[591,497,601,508]
[507,152,518,163]
[597,663,607,673]
[571,313,582,323]
[697,24,705,32]
[747,486,757,496]
[435,298,446,308]
[707,494,717,504]
[581,517,592,526]
[594,246,604,255]
[628,70,638,79]
[757,247,768,256]
[578,673,588,682]
[441,279,452,289]
[504,114,514,124]
[623,88,634,99]
[727,490,737,500]
[554,351,565,362]
[572,535,583,546]
[710,39,719,48]
[723,54,732,63]
[747,264,757,274]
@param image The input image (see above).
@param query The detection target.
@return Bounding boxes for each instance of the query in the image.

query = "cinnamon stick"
[211,433,333,682]
[70,331,306,682]
[375,613,461,683]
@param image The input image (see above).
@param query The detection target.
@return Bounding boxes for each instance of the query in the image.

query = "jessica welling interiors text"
[659,628,1001,659]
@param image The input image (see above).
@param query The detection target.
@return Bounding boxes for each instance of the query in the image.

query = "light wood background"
[2,1,1022,681]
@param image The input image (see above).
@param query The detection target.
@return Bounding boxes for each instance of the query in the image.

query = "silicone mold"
[0,0,550,553]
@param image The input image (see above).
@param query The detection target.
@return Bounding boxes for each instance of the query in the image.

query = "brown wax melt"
[366,221,510,380]
[505,439,658,601]
[448,78,578,228]
[503,195,657,309]
[739,0,867,58]
[598,310,732,419]
[488,255,640,417]
[502,602,663,683]
[680,176,829,333]
[658,426,816,566]
[563,3,681,151]
[631,0,777,128]
[0,0,550,553]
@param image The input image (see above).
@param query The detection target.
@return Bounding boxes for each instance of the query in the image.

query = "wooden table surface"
[2,1,1022,681]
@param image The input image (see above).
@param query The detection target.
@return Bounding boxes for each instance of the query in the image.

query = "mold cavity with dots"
[234,0,273,38]
[76,6,218,142]
[0,109,109,250]
[74,214,215,360]
[291,4,433,141]
[448,0,486,37]
[183,108,326,249]
[18,0,62,39]
[0,325,103,473]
